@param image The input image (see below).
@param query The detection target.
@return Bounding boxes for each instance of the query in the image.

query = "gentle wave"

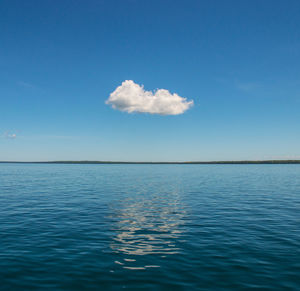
[0,164,299,290]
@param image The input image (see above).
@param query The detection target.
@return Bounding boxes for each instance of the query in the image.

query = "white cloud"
[4,132,17,139]
[106,80,194,115]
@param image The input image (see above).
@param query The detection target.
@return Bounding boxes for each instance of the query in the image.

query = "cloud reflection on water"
[109,188,186,268]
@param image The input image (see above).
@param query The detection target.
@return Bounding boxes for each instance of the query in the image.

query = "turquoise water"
[1,164,299,290]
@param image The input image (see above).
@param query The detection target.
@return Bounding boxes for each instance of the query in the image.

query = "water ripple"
[0,164,299,289]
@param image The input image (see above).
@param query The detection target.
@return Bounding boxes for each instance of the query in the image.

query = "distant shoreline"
[1,160,300,164]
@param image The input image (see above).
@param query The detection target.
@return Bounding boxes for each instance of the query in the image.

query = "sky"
[1,0,300,162]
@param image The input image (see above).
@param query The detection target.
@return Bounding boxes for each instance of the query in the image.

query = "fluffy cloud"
[106,80,193,115]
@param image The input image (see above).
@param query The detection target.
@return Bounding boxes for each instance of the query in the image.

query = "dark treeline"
[1,160,300,164]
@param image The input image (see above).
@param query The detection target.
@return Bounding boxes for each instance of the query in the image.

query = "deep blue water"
[0,164,299,290]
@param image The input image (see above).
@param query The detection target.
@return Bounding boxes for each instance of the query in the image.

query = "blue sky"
[1,0,300,161]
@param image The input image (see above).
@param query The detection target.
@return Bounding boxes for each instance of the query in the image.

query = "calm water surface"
[0,164,299,290]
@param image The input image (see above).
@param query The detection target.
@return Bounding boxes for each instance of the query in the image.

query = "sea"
[0,163,299,290]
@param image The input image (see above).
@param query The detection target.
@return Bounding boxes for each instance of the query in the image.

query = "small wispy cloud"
[17,81,36,89]
[38,135,77,140]
[106,80,194,115]
[215,77,260,93]
[3,132,17,139]
[235,81,259,92]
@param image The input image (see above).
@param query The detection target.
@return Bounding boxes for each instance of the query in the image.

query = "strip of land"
[1,160,300,164]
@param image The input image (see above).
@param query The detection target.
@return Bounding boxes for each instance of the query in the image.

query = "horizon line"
[1,160,300,164]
